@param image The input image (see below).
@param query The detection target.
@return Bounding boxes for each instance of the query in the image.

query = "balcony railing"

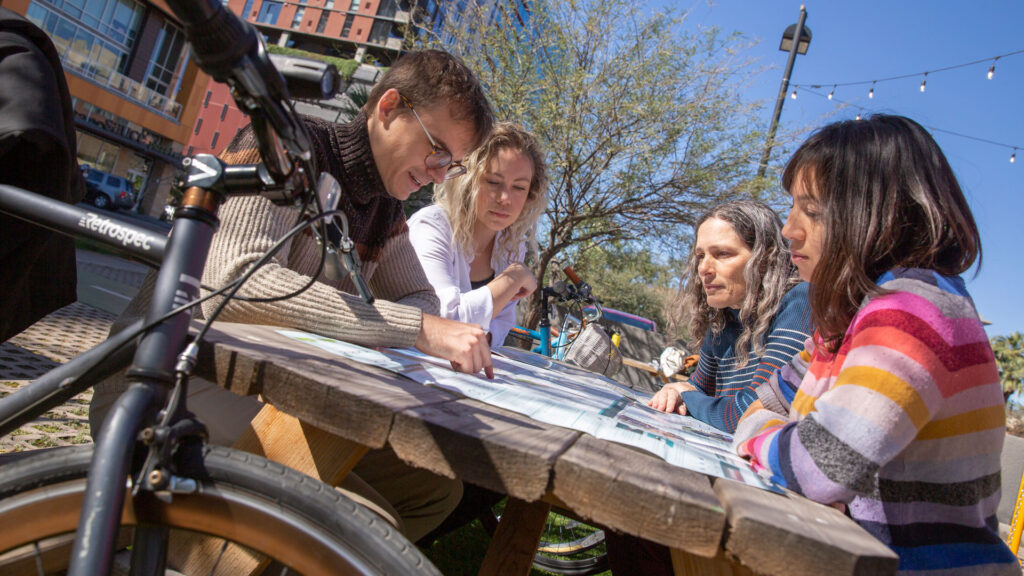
[60,47,183,121]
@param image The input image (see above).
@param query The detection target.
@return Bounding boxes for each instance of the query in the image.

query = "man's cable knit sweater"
[201,113,439,348]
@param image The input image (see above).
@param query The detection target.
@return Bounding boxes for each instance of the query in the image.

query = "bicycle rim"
[0,445,439,576]
[531,510,608,576]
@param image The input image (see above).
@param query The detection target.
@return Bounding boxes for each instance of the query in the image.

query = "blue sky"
[651,1,1023,337]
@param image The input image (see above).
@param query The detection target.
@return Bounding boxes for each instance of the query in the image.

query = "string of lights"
[795,87,1020,163]
[789,48,1024,99]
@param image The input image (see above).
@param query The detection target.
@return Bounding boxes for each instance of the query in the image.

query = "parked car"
[81,167,135,210]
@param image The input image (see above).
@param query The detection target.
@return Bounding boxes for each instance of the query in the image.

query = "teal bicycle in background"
[509,265,623,373]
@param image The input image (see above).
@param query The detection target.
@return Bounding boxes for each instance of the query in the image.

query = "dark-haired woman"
[734,114,1018,574]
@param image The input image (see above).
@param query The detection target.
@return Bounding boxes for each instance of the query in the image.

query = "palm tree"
[991,332,1024,400]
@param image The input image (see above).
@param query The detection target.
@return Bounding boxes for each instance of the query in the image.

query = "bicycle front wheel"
[0,445,439,575]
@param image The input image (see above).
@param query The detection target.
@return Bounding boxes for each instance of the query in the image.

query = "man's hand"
[648,381,697,415]
[416,314,493,378]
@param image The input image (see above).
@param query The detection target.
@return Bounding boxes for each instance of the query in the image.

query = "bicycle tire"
[0,445,440,576]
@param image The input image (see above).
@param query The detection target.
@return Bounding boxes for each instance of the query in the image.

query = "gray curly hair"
[678,200,800,367]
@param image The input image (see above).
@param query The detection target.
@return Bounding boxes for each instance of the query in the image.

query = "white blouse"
[408,205,522,348]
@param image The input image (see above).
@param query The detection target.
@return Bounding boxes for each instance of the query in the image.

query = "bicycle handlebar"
[563,265,582,286]
[164,0,317,197]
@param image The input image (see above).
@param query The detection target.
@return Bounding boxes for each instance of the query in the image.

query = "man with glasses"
[90,50,495,545]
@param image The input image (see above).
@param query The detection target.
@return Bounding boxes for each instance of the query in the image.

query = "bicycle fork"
[68,165,224,576]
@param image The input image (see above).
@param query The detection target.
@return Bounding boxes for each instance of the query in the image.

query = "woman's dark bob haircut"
[783,114,981,350]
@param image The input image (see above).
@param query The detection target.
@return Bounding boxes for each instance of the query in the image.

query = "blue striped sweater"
[682,282,812,433]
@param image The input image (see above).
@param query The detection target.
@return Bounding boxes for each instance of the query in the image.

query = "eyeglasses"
[400,94,467,180]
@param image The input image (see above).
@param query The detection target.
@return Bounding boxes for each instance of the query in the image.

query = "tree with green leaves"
[415,0,774,329]
[992,332,1024,399]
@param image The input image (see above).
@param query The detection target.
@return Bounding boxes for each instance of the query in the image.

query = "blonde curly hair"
[432,122,548,263]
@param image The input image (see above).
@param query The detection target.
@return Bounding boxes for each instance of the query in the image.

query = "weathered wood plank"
[478,497,551,576]
[196,323,458,448]
[388,398,580,501]
[551,435,725,558]
[714,479,899,576]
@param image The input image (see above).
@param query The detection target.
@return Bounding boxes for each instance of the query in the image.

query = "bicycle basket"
[563,323,622,377]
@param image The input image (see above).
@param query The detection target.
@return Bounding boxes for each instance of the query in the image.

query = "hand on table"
[648,381,697,415]
[416,314,493,378]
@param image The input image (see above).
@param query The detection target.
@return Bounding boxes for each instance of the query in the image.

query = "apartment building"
[229,0,420,64]
[1,0,209,215]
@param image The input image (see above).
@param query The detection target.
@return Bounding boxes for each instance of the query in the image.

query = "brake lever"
[313,173,374,304]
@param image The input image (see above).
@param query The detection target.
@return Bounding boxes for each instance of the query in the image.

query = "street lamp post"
[757,5,811,178]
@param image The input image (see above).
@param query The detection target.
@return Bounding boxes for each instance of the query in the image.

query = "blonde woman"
[409,122,548,347]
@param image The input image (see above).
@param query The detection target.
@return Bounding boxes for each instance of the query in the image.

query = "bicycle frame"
[1,146,340,573]
[2,156,254,570]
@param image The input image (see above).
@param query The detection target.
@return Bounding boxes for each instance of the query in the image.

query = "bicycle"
[510,266,620,372]
[505,266,618,576]
[0,1,439,574]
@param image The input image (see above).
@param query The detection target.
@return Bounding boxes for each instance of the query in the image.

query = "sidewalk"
[0,249,145,454]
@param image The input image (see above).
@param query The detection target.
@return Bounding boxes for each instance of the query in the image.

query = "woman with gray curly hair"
[648,199,811,434]
[409,122,548,347]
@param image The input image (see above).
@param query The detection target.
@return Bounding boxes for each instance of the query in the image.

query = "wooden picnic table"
[194,322,899,576]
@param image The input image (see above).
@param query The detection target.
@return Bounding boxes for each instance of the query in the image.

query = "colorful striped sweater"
[734,268,1018,575]
[682,282,811,433]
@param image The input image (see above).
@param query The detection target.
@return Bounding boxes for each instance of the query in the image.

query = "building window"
[241,0,256,18]
[220,104,229,121]
[324,0,333,8]
[204,91,211,107]
[26,0,139,80]
[315,10,328,33]
[187,145,194,156]
[349,0,359,10]
[367,20,389,44]
[194,118,203,135]
[377,0,396,18]
[211,131,220,148]
[291,6,305,28]
[256,1,282,24]
[365,2,371,10]
[144,21,187,96]
[341,13,353,36]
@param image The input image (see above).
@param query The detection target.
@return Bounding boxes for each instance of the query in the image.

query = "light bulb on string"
[828,85,835,100]
[1012,149,1017,163]
[868,81,875,99]
[988,58,998,80]
[791,88,797,99]
[856,112,862,121]
[920,73,927,92]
